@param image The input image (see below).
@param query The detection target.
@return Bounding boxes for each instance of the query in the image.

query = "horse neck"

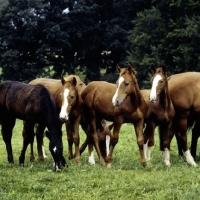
[130,82,144,106]
[158,85,171,109]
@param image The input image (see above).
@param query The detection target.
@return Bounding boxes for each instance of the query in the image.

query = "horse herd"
[0,64,199,171]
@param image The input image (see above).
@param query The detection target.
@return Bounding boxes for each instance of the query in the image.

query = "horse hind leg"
[35,123,46,161]
[143,122,156,161]
[2,118,16,164]
[190,121,200,160]
[22,121,35,162]
[19,122,35,166]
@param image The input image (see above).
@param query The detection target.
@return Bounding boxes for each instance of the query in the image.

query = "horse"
[79,119,113,165]
[141,65,175,166]
[0,80,65,171]
[81,64,147,167]
[29,75,86,164]
[166,71,200,166]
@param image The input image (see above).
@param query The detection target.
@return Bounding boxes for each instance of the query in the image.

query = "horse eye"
[125,82,129,87]
[159,80,163,83]
[70,96,74,99]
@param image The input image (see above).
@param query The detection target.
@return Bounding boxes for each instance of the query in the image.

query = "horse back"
[81,81,117,120]
[0,81,53,121]
[168,72,200,112]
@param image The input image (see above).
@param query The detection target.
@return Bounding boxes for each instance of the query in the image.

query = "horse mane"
[35,84,61,136]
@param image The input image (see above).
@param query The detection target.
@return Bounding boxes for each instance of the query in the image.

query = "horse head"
[149,64,168,103]
[112,64,137,107]
[59,75,79,121]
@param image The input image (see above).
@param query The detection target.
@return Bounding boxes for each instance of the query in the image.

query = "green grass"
[0,120,200,200]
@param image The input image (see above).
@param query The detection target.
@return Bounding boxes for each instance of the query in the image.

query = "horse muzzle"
[59,114,69,122]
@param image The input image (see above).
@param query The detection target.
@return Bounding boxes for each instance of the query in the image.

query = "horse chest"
[147,108,170,123]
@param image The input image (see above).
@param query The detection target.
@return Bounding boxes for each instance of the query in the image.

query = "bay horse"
[0,80,65,171]
[81,64,147,167]
[29,75,86,164]
[141,65,175,166]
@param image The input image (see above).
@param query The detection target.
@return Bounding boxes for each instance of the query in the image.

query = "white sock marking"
[184,150,197,167]
[53,146,57,152]
[162,148,171,166]
[106,135,110,156]
[88,151,95,165]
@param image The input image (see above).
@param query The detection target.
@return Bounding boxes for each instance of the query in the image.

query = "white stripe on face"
[149,74,162,102]
[59,88,69,120]
[112,76,124,106]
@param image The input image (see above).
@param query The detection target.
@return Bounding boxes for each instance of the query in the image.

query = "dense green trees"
[0,0,200,87]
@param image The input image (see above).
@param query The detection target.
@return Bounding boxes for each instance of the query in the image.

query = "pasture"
[0,120,199,200]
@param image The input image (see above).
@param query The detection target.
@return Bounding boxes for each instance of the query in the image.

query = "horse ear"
[116,64,121,73]
[61,77,66,85]
[150,65,156,74]
[161,64,167,74]
[72,77,77,86]
[128,64,137,75]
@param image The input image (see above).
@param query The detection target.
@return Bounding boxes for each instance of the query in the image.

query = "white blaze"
[149,74,162,101]
[59,88,69,120]
[112,76,124,106]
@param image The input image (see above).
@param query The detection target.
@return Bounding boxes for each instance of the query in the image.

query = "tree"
[127,7,167,88]
[127,0,200,88]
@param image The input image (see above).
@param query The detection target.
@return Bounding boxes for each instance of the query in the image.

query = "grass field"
[0,120,200,200]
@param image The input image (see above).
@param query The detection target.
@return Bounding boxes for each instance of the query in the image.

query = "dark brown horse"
[81,64,147,167]
[0,80,65,171]
[141,65,175,166]
[167,72,200,166]
[29,75,86,164]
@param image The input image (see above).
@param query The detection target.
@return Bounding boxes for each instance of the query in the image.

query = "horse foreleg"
[65,121,74,160]
[106,122,122,168]
[73,118,81,164]
[134,119,146,167]
[92,130,106,166]
[2,119,15,164]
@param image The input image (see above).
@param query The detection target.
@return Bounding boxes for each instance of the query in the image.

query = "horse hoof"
[55,165,62,172]
[30,157,35,162]
[38,157,44,161]
[141,161,147,167]
[107,163,112,168]
[20,163,24,167]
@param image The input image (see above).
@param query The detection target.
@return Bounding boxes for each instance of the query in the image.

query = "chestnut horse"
[167,72,200,166]
[141,65,175,166]
[0,80,65,171]
[81,64,147,167]
[29,75,86,164]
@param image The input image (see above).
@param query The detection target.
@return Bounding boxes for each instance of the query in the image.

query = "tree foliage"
[0,0,200,87]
